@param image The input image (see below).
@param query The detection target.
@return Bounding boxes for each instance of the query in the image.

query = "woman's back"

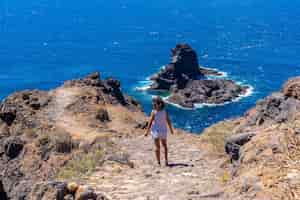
[151,110,167,133]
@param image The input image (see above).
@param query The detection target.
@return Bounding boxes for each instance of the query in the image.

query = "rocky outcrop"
[209,76,300,199]
[0,72,144,200]
[64,72,141,109]
[150,44,202,91]
[167,79,248,108]
[149,44,248,108]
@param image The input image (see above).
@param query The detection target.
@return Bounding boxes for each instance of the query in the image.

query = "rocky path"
[46,87,103,139]
[44,85,226,200]
[86,133,225,200]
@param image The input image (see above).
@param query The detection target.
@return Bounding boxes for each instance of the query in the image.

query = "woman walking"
[145,96,174,166]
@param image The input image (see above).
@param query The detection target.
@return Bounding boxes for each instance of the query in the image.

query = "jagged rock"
[148,44,248,108]
[102,78,127,105]
[225,132,256,161]
[283,76,300,100]
[167,79,248,108]
[244,92,300,126]
[65,72,103,88]
[96,108,110,122]
[150,44,202,91]
[0,107,16,126]
[29,181,68,200]
[4,137,24,159]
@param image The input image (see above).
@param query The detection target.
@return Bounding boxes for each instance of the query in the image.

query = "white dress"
[151,110,168,139]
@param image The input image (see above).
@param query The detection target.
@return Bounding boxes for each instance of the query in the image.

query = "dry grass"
[200,119,240,155]
[56,149,105,181]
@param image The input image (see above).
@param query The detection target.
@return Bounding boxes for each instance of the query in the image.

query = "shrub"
[56,149,104,181]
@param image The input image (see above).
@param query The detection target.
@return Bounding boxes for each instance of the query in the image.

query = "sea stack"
[149,43,249,108]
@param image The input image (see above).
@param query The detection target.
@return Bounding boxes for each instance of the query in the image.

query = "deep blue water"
[1,0,300,133]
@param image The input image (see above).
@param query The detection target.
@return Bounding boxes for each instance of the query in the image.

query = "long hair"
[152,96,165,111]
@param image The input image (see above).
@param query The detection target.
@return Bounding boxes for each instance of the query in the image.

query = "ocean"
[1,0,300,133]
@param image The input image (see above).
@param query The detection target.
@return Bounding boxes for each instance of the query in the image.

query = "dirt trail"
[46,87,226,200]
[47,87,102,139]
[87,133,225,200]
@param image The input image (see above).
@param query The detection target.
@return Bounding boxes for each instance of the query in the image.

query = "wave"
[162,97,194,110]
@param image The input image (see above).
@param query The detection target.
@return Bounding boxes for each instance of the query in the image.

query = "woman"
[145,96,174,166]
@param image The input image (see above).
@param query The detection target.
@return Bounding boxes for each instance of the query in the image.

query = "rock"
[102,78,127,105]
[0,180,8,200]
[135,121,148,129]
[53,131,74,154]
[150,44,201,91]
[4,137,24,159]
[225,132,256,161]
[166,79,248,108]
[96,108,110,122]
[244,92,300,126]
[29,181,68,200]
[0,123,10,138]
[0,107,16,126]
[65,72,103,88]
[0,72,141,199]
[283,76,300,100]
[170,43,200,78]
[75,185,97,200]
[148,44,248,108]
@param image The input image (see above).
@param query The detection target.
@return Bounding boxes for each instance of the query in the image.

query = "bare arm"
[145,111,155,136]
[166,112,174,134]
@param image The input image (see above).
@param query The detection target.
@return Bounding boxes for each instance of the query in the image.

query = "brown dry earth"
[86,133,225,200]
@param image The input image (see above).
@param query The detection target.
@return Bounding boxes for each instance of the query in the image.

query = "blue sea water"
[1,0,300,133]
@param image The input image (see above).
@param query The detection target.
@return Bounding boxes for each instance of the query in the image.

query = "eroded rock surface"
[211,76,300,199]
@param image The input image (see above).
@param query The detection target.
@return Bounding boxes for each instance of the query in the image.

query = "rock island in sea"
[148,44,249,108]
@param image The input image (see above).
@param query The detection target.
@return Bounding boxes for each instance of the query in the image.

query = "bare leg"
[161,139,168,166]
[154,138,161,166]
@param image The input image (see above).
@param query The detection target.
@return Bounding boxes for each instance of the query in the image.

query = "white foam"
[200,66,228,78]
[162,97,194,110]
